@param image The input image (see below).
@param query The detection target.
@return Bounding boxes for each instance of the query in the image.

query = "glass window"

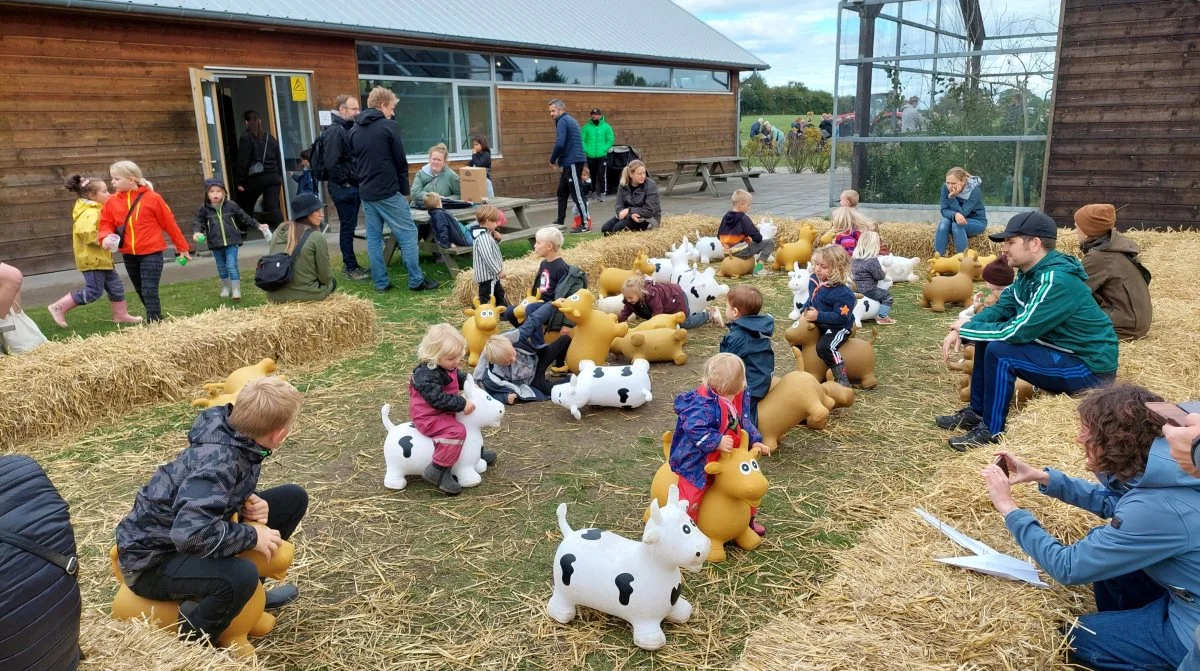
[361,79,455,153]
[357,46,492,80]
[497,56,593,85]
[597,64,670,88]
[672,69,729,91]
[457,85,495,153]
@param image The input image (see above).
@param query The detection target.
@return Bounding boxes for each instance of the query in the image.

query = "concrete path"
[19,171,832,307]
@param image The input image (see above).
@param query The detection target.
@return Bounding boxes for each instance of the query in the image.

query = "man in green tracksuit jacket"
[936,211,1119,451]
[581,107,615,201]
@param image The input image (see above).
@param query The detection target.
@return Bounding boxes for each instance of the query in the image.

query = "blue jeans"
[968,340,1110,434]
[681,311,709,329]
[1067,571,1189,671]
[362,193,424,290]
[934,216,987,255]
[211,245,239,281]
[329,183,362,271]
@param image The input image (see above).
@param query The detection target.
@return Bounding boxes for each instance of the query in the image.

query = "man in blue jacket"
[350,86,438,293]
[547,99,590,233]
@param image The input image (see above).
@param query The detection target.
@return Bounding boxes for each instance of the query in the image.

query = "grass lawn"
[15,230,975,669]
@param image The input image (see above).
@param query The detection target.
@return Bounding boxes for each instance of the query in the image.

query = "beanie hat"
[1073,204,1116,238]
[981,254,1015,287]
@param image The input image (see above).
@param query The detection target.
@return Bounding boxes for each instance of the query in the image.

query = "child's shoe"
[47,294,78,328]
[877,316,896,325]
[422,463,462,495]
[231,280,242,301]
[219,279,231,298]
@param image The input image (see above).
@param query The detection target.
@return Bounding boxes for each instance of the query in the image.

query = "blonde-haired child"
[804,246,857,387]
[471,204,508,310]
[851,231,896,325]
[719,189,774,269]
[839,189,860,208]
[49,174,142,327]
[532,225,584,337]
[410,324,493,495]
[829,206,872,255]
[669,353,770,531]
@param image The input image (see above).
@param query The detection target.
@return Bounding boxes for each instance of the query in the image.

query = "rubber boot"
[110,300,143,324]
[219,279,231,298]
[831,363,851,388]
[421,463,462,495]
[47,293,78,328]
[231,280,242,301]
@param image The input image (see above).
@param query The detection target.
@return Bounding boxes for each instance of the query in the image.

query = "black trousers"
[532,336,572,394]
[555,163,589,226]
[236,172,285,227]
[129,484,308,640]
[816,327,851,368]
[586,157,607,196]
[123,252,164,322]
[601,215,650,235]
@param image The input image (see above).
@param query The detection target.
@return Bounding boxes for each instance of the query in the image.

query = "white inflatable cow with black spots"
[676,266,730,316]
[550,359,652,420]
[853,294,882,328]
[381,377,505,490]
[693,230,722,264]
[786,262,812,320]
[548,484,710,650]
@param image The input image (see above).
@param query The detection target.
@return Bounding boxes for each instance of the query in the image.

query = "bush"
[809,142,832,174]
[756,141,783,174]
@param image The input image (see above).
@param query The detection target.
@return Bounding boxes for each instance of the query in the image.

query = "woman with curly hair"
[980,384,1200,671]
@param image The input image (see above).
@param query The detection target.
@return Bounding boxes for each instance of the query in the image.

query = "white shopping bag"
[0,304,48,354]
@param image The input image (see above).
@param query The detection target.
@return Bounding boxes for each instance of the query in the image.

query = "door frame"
[188,68,228,186]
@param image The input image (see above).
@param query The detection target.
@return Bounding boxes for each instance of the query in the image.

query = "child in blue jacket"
[804,245,857,387]
[718,285,775,424]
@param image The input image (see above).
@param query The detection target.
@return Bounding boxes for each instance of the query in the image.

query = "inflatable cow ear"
[643,499,663,544]
[666,484,681,508]
[462,376,476,393]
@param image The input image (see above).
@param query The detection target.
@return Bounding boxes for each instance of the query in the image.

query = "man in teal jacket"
[581,108,614,201]
[938,211,1118,450]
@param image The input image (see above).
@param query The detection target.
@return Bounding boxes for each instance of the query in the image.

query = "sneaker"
[411,278,440,292]
[480,448,497,466]
[877,316,896,325]
[948,425,998,452]
[422,463,462,495]
[935,406,982,431]
[375,283,393,293]
[344,268,369,281]
[264,584,299,610]
[754,262,764,274]
[570,224,590,234]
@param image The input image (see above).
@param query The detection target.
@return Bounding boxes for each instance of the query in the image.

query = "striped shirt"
[472,227,503,283]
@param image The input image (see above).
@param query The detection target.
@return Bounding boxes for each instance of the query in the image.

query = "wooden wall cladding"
[1044,0,1200,229]
[0,7,358,274]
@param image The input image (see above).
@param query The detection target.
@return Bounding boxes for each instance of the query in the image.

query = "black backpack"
[308,133,330,182]
[254,228,313,291]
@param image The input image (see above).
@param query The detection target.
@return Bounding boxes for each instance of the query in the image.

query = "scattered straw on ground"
[0,294,378,447]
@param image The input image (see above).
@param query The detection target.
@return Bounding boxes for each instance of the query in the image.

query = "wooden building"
[1043,0,1200,229]
[0,0,764,274]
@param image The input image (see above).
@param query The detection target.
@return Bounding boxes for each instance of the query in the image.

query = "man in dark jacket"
[938,212,1119,450]
[322,95,368,281]
[350,86,438,293]
[1074,203,1153,340]
[547,99,590,233]
[115,378,308,642]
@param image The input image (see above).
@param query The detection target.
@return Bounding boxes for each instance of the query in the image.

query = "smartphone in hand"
[1146,402,1191,428]
[995,455,1010,476]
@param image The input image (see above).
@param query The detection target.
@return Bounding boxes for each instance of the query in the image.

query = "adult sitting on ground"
[1074,203,1153,340]
[938,212,1118,450]
[934,167,988,256]
[762,122,785,155]
[980,385,1200,671]
[266,193,336,303]
[410,143,461,206]
[617,274,712,330]
[1170,408,1200,671]
[0,262,22,317]
[600,160,661,235]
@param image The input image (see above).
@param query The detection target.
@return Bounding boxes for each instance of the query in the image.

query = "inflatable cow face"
[679,267,730,316]
[786,262,812,321]
[550,359,653,420]
[647,257,675,284]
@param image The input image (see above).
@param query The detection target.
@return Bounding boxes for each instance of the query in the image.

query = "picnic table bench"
[354,196,562,275]
[661,156,763,198]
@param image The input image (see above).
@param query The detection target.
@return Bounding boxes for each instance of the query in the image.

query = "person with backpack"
[316,95,369,281]
[262,193,335,303]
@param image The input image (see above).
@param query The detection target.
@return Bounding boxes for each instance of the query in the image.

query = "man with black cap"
[581,107,614,202]
[937,211,1119,450]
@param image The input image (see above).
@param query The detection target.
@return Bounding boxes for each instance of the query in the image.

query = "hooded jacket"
[549,113,586,167]
[581,116,615,159]
[97,185,189,257]
[321,113,358,186]
[718,211,763,248]
[546,264,587,332]
[1081,230,1153,340]
[614,178,661,224]
[1005,433,1200,649]
[670,388,762,489]
[960,250,1119,374]
[350,108,411,202]
[193,183,258,249]
[617,281,688,323]
[806,276,857,332]
[473,300,558,403]
[939,175,987,224]
[115,406,266,580]
[71,199,113,271]
[720,314,776,400]
[411,164,461,205]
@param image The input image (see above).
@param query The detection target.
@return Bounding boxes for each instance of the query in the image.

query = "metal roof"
[17,0,768,70]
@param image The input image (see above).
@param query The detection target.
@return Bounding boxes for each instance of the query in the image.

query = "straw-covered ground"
[8,216,1196,670]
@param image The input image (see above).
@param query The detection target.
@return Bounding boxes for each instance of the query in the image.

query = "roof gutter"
[8,0,769,70]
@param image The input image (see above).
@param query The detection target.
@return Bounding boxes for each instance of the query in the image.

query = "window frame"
[362,74,501,162]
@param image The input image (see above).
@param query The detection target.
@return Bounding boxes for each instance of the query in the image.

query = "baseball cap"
[590,107,602,115]
[988,211,1058,242]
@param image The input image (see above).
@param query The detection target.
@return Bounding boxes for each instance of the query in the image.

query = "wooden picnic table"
[661,156,762,198]
[355,196,561,275]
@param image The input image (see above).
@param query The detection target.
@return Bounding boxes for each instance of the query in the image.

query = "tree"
[534,66,567,84]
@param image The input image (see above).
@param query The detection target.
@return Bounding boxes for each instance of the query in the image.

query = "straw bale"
[80,609,263,671]
[0,294,377,449]
[739,229,1200,670]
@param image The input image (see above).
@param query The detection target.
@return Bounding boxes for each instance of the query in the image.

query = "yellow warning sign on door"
[290,76,308,102]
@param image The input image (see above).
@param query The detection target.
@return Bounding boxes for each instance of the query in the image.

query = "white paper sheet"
[915,508,1049,587]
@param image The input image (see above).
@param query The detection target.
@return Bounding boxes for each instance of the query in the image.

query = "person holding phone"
[980,384,1200,671]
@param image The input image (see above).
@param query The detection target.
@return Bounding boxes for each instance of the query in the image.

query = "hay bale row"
[0,294,378,450]
[737,230,1200,670]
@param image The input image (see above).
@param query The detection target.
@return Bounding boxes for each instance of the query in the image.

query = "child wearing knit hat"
[954,254,1015,324]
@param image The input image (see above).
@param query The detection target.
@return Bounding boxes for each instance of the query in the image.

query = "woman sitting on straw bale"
[266,194,336,303]
[981,385,1200,671]
[935,166,987,256]
[601,160,661,235]
[1073,204,1153,341]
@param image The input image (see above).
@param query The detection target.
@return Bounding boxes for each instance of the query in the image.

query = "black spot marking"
[399,435,414,458]
[706,294,715,302]
[560,554,577,585]
[617,388,630,403]
[690,287,700,298]
[593,368,605,378]
[581,528,603,540]
[452,474,459,482]
[670,583,681,606]
[615,573,635,606]
[620,367,632,377]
